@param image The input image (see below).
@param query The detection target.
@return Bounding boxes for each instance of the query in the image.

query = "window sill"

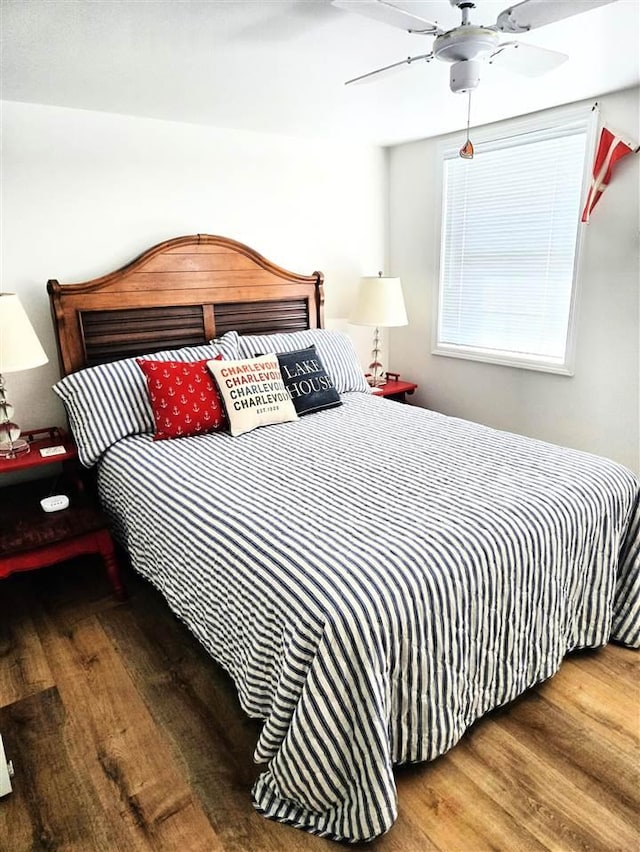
[432,344,574,376]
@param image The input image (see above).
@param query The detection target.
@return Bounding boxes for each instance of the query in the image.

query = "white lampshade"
[0,293,48,373]
[351,275,408,327]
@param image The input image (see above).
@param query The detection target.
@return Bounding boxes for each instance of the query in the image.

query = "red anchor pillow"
[137,356,226,440]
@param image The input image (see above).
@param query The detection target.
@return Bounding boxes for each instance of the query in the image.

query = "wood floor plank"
[366,805,439,852]
[498,690,639,825]
[397,756,546,852]
[0,688,120,852]
[449,717,638,852]
[24,556,126,626]
[539,659,639,754]
[0,583,54,709]
[33,603,223,852]
[563,643,639,691]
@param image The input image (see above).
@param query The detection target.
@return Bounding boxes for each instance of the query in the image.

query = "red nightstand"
[0,427,125,599]
[370,373,418,403]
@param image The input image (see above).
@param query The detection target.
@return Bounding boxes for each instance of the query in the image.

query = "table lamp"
[351,273,408,387]
[0,294,49,458]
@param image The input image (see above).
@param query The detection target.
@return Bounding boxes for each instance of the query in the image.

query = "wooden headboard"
[47,234,325,376]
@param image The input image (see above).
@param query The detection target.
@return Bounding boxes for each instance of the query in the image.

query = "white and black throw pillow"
[207,354,298,437]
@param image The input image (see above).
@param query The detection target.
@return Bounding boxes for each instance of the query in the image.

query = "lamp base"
[0,438,30,459]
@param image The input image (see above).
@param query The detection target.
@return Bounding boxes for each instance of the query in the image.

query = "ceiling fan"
[333,0,618,94]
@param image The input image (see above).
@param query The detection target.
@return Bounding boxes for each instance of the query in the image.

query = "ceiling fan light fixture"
[450,59,482,92]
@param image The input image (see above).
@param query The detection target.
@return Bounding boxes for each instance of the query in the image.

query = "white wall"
[1,100,386,432]
[3,93,638,472]
[389,87,640,473]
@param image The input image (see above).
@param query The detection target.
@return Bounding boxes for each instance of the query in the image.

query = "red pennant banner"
[581,127,637,223]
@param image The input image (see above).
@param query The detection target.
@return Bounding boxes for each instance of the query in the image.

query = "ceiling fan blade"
[496,0,618,33]
[345,53,434,85]
[332,0,442,35]
[490,41,568,76]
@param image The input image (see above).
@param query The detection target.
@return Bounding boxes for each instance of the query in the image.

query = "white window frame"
[432,105,598,376]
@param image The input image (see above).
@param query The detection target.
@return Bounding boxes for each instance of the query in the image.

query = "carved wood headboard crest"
[47,234,325,376]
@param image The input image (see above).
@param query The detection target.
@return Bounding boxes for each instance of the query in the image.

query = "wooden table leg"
[95,529,126,601]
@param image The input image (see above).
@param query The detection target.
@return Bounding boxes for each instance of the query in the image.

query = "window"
[433,108,596,374]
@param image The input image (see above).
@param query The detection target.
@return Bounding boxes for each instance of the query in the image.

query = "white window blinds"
[435,113,593,373]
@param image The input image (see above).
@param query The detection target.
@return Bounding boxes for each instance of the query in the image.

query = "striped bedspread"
[97,394,640,842]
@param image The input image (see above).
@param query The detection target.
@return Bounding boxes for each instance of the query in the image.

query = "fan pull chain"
[459,90,474,160]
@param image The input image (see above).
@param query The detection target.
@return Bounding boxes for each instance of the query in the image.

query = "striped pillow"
[236,329,370,394]
[53,333,239,467]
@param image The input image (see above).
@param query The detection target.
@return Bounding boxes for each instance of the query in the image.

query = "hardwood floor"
[0,558,638,852]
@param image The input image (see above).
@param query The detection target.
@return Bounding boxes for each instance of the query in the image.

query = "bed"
[48,234,640,843]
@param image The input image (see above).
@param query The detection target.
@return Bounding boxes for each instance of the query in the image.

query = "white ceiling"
[1,0,638,146]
